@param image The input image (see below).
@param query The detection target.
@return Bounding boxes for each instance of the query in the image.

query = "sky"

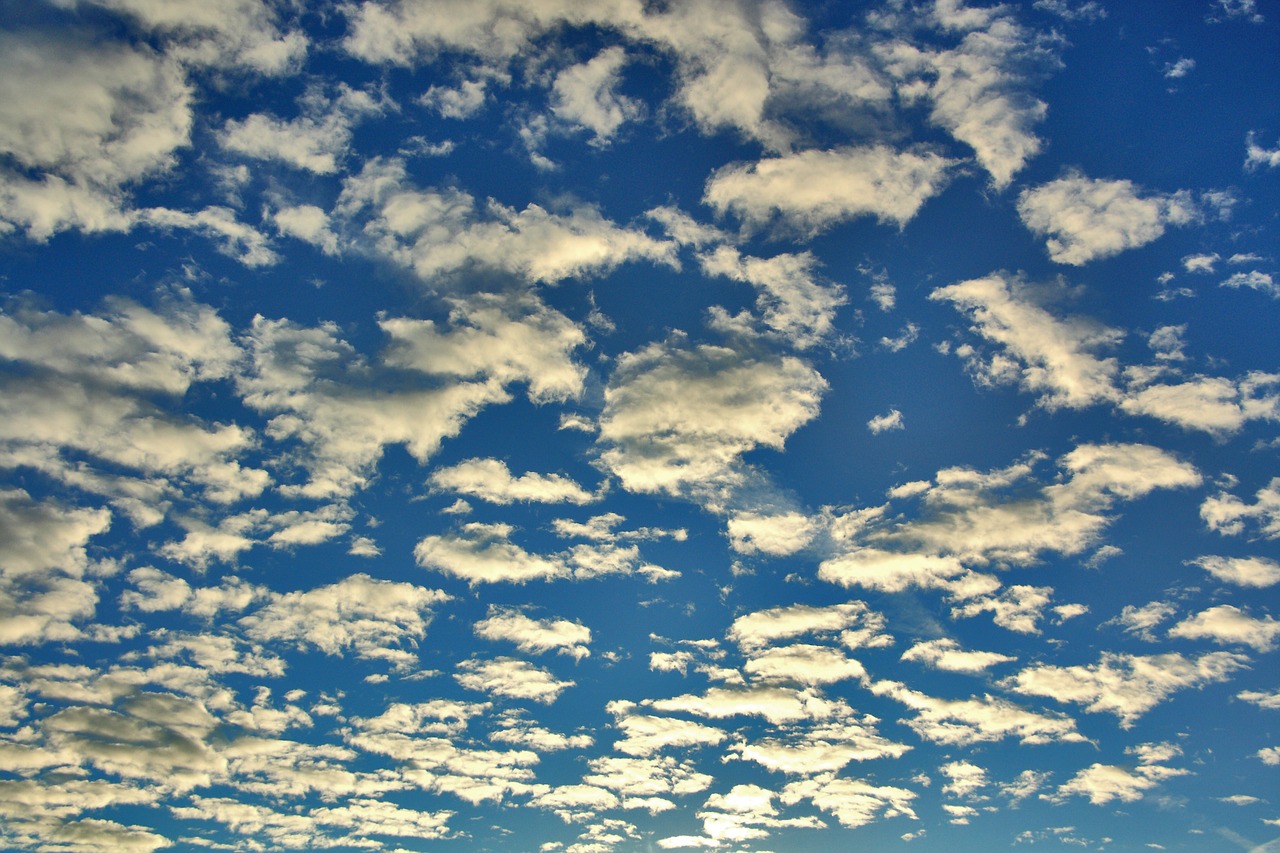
[0,0,1279,850]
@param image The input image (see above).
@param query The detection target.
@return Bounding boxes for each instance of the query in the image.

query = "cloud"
[725,511,819,556]
[829,443,1200,574]
[952,584,1054,633]
[934,272,1280,432]
[1016,171,1197,265]
[932,274,1122,409]
[219,85,386,174]
[779,775,918,829]
[883,4,1058,187]
[867,409,905,433]
[551,47,643,145]
[239,574,451,670]
[455,657,576,704]
[430,458,595,505]
[1106,600,1178,641]
[698,247,847,348]
[743,644,868,686]
[1003,651,1249,726]
[1220,270,1279,297]
[1050,743,1189,805]
[1169,605,1280,652]
[1237,689,1280,710]
[597,340,826,497]
[415,522,675,585]
[900,638,1016,673]
[68,0,308,74]
[869,679,1085,745]
[335,158,676,283]
[1245,132,1280,170]
[728,601,891,651]
[704,145,955,235]
[1201,478,1280,538]
[610,712,727,758]
[474,606,592,660]
[1190,555,1280,587]
[0,32,190,239]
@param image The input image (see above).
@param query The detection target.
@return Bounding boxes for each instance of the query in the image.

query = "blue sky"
[1,1,1279,850]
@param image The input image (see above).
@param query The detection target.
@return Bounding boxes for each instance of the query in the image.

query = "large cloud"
[1016,171,1197,265]
[704,145,955,235]
[597,340,826,497]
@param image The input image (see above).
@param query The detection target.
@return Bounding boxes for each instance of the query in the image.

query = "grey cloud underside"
[1,0,1278,851]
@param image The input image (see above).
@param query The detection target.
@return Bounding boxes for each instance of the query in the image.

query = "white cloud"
[1191,555,1280,587]
[728,601,890,651]
[336,158,676,283]
[1017,171,1197,265]
[415,522,674,585]
[430,458,595,505]
[610,712,727,758]
[932,274,1122,410]
[1051,743,1189,805]
[649,685,840,726]
[597,340,826,497]
[239,574,451,670]
[1107,600,1178,641]
[474,606,592,660]
[901,638,1016,673]
[551,47,642,145]
[870,679,1085,745]
[219,85,385,175]
[884,5,1056,187]
[1202,478,1280,538]
[952,584,1054,633]
[743,644,867,686]
[867,409,905,434]
[1220,270,1279,297]
[698,247,847,348]
[934,272,1280,432]
[704,145,954,235]
[780,775,918,829]
[1163,57,1195,79]
[0,32,190,239]
[940,760,988,799]
[455,657,576,704]
[1246,132,1280,170]
[1238,690,1280,710]
[1003,651,1249,727]
[1169,605,1280,652]
[69,0,308,75]
[725,511,818,556]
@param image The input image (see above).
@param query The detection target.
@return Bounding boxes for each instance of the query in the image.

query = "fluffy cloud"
[881,3,1057,187]
[1245,132,1280,170]
[1051,743,1189,805]
[430,458,595,505]
[415,522,674,585]
[1201,478,1280,538]
[934,272,1280,432]
[1169,605,1280,652]
[219,85,386,174]
[725,511,818,556]
[455,657,576,704]
[239,574,451,670]
[474,606,592,660]
[1003,651,1249,726]
[728,601,891,651]
[841,444,1199,571]
[780,775,918,829]
[869,679,1085,745]
[551,47,642,145]
[335,158,676,283]
[597,340,826,497]
[0,32,190,238]
[932,274,1122,409]
[1190,555,1280,587]
[698,247,847,349]
[900,638,1016,673]
[1016,171,1197,265]
[704,145,955,235]
[743,644,868,686]
[867,409,905,433]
